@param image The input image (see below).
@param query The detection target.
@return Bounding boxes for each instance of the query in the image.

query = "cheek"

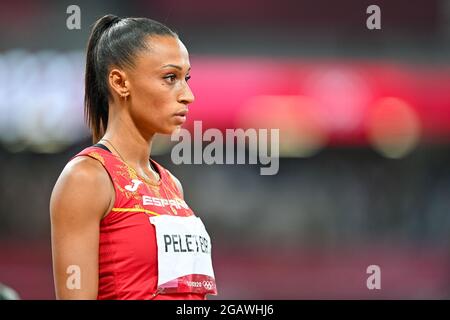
[133,80,157,108]
[133,83,174,122]
[139,78,171,104]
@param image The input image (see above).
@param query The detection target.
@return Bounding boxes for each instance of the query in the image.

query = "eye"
[163,74,177,83]
[185,75,191,82]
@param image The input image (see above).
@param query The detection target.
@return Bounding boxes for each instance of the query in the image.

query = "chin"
[160,125,181,135]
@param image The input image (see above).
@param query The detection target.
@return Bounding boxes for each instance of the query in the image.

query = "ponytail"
[84,15,121,143]
[84,14,177,144]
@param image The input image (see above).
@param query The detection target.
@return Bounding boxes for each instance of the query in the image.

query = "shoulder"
[60,155,111,189]
[50,155,114,221]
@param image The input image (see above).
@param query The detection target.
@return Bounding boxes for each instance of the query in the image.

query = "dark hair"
[84,14,177,143]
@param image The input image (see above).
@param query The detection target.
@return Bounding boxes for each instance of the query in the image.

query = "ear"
[108,68,130,98]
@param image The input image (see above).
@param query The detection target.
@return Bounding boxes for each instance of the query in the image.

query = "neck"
[100,106,155,170]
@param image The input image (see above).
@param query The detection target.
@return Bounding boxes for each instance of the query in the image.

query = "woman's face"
[124,35,194,136]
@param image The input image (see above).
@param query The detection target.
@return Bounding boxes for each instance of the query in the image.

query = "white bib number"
[149,215,217,295]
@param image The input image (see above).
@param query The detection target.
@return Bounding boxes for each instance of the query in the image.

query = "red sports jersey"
[71,145,217,300]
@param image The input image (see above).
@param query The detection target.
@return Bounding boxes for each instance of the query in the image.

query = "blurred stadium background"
[1,0,450,299]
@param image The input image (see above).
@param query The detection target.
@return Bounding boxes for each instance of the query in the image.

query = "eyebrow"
[161,64,191,71]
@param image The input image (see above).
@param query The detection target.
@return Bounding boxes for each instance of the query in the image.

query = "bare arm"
[50,156,114,299]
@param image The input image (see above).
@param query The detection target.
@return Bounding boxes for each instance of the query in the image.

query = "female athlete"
[50,15,217,300]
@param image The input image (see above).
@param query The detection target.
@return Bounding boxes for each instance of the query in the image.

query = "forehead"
[134,35,190,70]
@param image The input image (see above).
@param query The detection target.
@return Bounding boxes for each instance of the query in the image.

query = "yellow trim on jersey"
[111,208,160,216]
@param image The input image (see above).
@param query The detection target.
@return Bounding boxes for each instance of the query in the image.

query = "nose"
[178,82,195,105]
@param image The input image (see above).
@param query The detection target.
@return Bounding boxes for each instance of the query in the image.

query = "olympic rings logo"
[202,280,213,290]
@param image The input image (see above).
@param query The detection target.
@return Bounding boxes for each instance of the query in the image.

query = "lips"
[174,109,188,117]
[173,109,188,124]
